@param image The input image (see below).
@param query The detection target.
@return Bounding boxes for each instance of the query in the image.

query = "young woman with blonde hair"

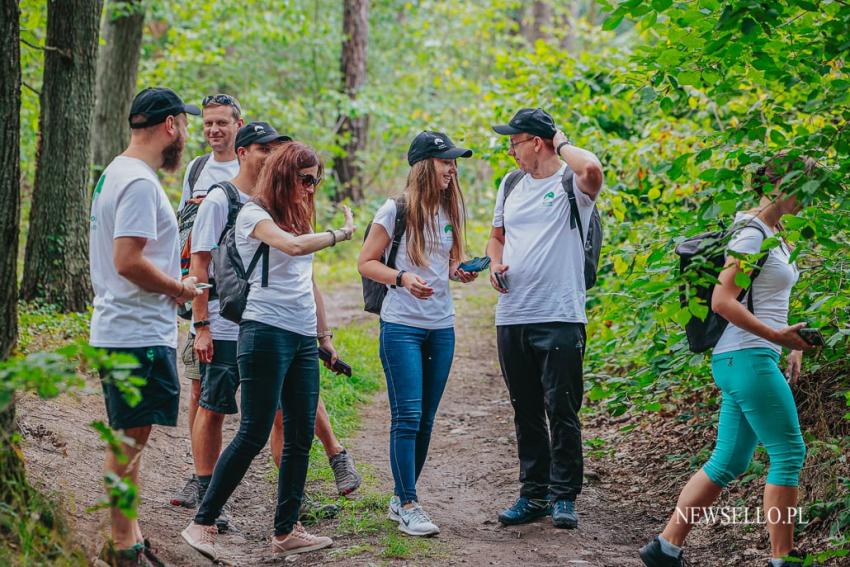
[359,131,477,536]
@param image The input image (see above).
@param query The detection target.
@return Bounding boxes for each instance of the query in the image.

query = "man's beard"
[161,135,185,173]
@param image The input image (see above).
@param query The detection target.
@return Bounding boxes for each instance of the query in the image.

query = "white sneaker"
[271,522,333,556]
[181,521,218,561]
[388,495,402,522]
[397,503,440,537]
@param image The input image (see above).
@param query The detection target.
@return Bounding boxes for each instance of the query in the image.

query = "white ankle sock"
[770,560,785,567]
[658,534,682,557]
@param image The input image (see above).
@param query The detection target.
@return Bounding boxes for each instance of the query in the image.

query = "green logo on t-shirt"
[543,191,555,207]
[444,224,453,233]
[90,174,106,228]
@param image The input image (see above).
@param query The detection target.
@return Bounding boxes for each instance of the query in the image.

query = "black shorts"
[200,339,239,415]
[99,346,180,430]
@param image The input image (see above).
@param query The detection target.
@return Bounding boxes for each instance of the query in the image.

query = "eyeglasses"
[202,94,240,110]
[509,137,535,150]
[297,173,322,187]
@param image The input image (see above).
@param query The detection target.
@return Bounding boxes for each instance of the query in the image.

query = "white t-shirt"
[713,214,799,355]
[492,163,596,326]
[89,156,180,348]
[177,154,240,212]
[235,202,317,336]
[373,199,455,330]
[190,183,250,341]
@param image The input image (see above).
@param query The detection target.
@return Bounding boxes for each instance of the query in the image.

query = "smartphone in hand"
[458,256,491,273]
[494,271,508,291]
[318,346,352,376]
[797,328,825,347]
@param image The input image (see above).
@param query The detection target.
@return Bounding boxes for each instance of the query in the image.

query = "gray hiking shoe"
[299,494,340,524]
[329,449,362,496]
[397,503,439,537]
[171,475,200,508]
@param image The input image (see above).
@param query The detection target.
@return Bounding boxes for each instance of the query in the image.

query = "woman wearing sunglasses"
[358,131,476,536]
[183,142,355,560]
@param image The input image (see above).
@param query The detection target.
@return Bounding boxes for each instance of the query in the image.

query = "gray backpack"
[502,168,603,289]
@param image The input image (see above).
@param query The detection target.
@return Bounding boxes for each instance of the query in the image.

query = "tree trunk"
[0,0,26,506]
[333,0,369,203]
[20,0,103,312]
[520,1,552,44]
[91,0,145,181]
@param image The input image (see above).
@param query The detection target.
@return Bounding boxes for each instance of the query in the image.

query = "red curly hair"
[253,142,323,235]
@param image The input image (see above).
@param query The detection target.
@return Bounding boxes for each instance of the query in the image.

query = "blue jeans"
[379,320,455,504]
[195,320,319,536]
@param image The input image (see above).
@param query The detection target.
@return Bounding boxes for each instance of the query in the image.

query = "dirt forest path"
[18,280,657,567]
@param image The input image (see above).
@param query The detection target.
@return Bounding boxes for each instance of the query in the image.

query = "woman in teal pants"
[639,155,820,567]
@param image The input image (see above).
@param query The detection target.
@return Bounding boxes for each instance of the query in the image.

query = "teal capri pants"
[702,347,806,487]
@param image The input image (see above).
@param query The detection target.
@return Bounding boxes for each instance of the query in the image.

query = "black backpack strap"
[737,224,769,313]
[188,154,211,195]
[213,181,243,244]
[562,168,584,243]
[502,170,526,203]
[245,243,270,288]
[386,198,407,270]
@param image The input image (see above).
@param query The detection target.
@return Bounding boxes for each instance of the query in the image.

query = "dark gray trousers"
[497,322,585,501]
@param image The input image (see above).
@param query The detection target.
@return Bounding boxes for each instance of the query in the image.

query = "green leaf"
[734,271,752,288]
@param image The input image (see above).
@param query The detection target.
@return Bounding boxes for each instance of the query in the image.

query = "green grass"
[16,302,91,355]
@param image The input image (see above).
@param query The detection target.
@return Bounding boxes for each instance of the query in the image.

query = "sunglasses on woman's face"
[297,173,322,187]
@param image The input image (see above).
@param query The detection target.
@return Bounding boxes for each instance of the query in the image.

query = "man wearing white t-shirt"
[486,108,603,530]
[89,87,202,566]
[173,94,243,508]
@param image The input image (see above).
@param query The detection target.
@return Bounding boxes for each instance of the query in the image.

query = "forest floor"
[17,279,821,566]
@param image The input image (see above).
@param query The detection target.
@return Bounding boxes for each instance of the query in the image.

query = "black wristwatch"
[393,270,406,289]
[193,320,210,329]
[556,141,570,156]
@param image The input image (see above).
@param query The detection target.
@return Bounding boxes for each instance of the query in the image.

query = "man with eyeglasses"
[173,93,244,510]
[486,108,604,530]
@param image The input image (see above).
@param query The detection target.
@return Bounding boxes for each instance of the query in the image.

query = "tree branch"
[20,37,72,59]
[22,81,41,96]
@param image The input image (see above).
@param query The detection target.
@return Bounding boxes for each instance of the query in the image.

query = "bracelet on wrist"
[393,269,406,289]
[193,319,210,329]
[172,280,184,298]
[327,229,336,247]
[317,330,333,340]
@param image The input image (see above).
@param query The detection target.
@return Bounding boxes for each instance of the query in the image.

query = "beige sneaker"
[181,521,218,561]
[271,522,333,556]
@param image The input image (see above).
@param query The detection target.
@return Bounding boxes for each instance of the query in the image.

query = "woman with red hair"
[183,142,355,560]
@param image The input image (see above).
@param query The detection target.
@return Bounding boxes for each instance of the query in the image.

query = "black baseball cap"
[234,122,292,150]
[407,131,473,166]
[128,87,200,129]
[492,108,557,139]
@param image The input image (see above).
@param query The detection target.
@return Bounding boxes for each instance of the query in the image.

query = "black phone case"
[318,347,352,376]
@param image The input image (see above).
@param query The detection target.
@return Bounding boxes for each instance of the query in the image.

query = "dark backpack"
[212,219,269,325]
[674,222,769,353]
[502,167,604,289]
[362,199,408,314]
[177,180,242,320]
[177,154,212,272]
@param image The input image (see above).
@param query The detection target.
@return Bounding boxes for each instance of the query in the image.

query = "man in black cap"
[486,108,603,530]
[89,87,202,566]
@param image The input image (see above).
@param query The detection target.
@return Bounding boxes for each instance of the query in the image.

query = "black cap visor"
[254,133,292,145]
[434,147,473,160]
[492,124,524,135]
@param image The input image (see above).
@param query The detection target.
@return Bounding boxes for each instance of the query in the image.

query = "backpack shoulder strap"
[386,198,407,270]
[502,170,526,203]
[562,167,584,243]
[245,243,269,288]
[188,154,211,194]
[731,222,769,312]
[217,181,243,231]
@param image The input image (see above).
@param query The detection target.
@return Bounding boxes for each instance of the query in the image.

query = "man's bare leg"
[106,425,151,548]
